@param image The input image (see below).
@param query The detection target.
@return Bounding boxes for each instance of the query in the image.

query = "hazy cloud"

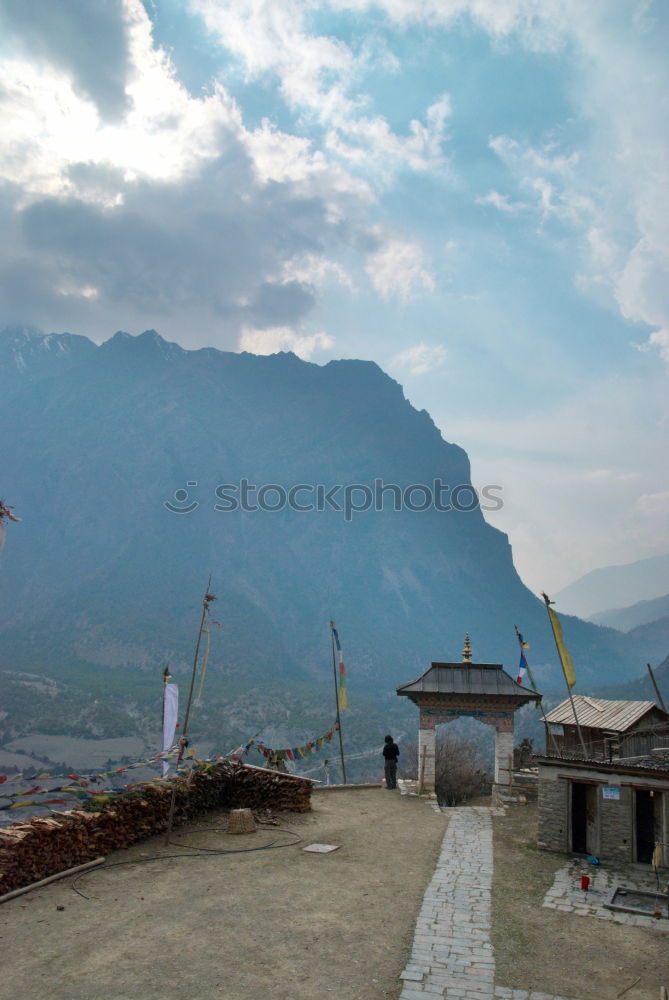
[0,0,132,122]
[390,343,448,376]
[239,326,334,359]
[11,150,341,338]
[366,233,435,301]
[475,190,525,213]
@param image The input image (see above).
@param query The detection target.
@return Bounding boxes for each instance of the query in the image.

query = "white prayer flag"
[162,683,179,776]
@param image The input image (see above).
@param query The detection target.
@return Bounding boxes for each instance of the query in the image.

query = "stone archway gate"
[397,636,541,793]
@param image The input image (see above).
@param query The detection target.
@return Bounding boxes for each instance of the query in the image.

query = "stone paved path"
[543,860,669,931]
[398,806,582,1000]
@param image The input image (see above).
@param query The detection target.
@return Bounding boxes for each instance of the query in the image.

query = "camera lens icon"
[164,481,199,514]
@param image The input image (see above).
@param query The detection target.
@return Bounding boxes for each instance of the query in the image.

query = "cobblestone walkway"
[398,806,582,1000]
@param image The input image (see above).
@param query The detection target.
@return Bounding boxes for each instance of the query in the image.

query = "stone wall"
[418,726,436,792]
[494,730,514,786]
[537,775,569,852]
[599,785,633,864]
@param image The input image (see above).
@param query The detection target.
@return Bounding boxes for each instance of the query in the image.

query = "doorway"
[635,789,657,864]
[571,781,599,855]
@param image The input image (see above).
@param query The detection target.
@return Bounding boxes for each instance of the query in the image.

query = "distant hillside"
[0,325,650,759]
[595,651,669,707]
[554,553,669,618]
[589,592,669,632]
[624,614,669,666]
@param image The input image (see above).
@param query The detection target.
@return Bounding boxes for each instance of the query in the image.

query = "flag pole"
[514,625,561,757]
[329,621,347,784]
[542,593,588,758]
[647,663,667,713]
[164,580,216,844]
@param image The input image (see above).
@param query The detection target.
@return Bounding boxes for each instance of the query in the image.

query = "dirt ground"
[0,787,448,1000]
[2,792,668,1000]
[491,801,669,1000]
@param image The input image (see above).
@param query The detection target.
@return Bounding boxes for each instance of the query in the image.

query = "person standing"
[382,734,400,789]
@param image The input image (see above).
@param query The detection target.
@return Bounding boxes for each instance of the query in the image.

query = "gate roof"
[397,661,541,705]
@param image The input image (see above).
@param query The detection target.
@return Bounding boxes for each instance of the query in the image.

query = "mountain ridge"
[554,552,669,618]
[0,325,662,757]
[589,592,669,632]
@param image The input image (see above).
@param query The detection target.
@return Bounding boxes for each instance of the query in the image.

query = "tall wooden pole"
[164,580,215,843]
[647,663,667,712]
[542,593,588,758]
[330,623,347,784]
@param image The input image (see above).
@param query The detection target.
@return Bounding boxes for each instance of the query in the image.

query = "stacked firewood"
[0,761,313,894]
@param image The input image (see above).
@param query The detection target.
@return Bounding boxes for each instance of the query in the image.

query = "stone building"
[536,749,669,865]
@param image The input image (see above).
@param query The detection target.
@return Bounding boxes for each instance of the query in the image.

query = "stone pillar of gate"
[494,714,514,786]
[418,713,436,793]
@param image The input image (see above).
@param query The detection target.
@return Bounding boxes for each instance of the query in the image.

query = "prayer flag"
[516,648,528,685]
[330,623,348,711]
[162,682,179,776]
[514,625,538,692]
[546,605,576,689]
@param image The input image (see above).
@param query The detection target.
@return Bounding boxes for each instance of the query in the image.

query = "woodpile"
[0,761,313,894]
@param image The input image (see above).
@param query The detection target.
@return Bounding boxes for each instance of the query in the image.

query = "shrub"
[402,731,492,806]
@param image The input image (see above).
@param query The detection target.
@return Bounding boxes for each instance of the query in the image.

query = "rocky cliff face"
[0,326,645,738]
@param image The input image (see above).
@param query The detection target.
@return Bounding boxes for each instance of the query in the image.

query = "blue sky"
[0,0,667,593]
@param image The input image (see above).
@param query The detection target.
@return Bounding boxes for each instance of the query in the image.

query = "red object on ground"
[580,875,590,891]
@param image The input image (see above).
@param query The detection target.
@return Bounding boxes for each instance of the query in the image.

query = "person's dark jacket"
[382,741,400,761]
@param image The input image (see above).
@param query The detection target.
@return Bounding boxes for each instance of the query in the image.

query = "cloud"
[637,490,669,517]
[0,0,132,122]
[365,233,435,300]
[192,0,358,124]
[0,0,444,342]
[488,135,591,224]
[390,343,448,375]
[238,326,334,359]
[646,328,669,367]
[0,9,242,199]
[582,468,639,483]
[279,253,353,289]
[475,190,525,213]
[0,2,363,341]
[11,153,343,339]
[323,95,452,181]
[438,365,669,589]
[327,0,572,48]
[191,0,452,184]
[480,7,669,370]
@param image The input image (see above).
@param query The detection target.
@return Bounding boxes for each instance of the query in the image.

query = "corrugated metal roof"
[543,697,661,732]
[536,752,669,776]
[397,662,540,699]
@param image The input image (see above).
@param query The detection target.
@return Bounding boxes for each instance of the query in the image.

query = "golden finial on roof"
[462,633,472,662]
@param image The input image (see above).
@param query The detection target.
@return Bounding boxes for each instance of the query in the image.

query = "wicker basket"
[226,808,257,834]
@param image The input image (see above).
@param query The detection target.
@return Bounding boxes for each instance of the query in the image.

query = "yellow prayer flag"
[547,606,576,689]
[337,687,348,712]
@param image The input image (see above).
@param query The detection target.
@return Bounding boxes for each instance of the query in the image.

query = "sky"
[0,0,667,594]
